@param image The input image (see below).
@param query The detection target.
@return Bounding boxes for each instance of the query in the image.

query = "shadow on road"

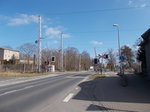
[73,74,150,111]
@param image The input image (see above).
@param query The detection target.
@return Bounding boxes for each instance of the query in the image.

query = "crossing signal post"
[95,53,109,74]
[51,56,55,62]
[104,54,108,59]
[94,58,99,65]
[93,58,100,73]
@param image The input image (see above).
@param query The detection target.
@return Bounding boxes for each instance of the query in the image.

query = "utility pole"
[113,24,123,75]
[94,47,97,58]
[38,15,42,72]
[61,32,63,72]
[79,54,81,71]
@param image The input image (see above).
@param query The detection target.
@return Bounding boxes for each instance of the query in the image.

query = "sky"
[0,0,150,57]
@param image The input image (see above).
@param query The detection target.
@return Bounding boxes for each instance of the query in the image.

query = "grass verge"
[89,73,106,80]
[0,72,48,77]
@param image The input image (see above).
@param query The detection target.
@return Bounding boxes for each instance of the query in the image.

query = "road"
[0,72,91,112]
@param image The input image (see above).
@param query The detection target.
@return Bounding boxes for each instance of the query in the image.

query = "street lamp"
[113,24,123,75]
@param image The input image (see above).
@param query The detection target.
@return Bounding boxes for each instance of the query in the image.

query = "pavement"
[67,72,150,112]
[93,72,150,112]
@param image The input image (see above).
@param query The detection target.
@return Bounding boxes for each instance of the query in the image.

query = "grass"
[89,73,106,80]
[0,72,48,77]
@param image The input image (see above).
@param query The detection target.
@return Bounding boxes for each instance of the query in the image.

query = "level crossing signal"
[94,58,99,64]
[98,54,108,59]
[51,56,55,62]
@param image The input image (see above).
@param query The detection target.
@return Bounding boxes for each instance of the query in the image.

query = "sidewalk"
[68,72,150,112]
[92,73,150,112]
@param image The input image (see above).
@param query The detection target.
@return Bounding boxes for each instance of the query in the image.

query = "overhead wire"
[66,29,147,34]
[48,6,150,15]
[47,6,149,34]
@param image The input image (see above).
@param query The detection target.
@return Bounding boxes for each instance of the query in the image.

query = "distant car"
[89,66,94,71]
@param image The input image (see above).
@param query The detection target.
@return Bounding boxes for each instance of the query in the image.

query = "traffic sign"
[119,56,125,61]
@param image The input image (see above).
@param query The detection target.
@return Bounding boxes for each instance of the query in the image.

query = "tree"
[107,49,116,71]
[80,51,92,70]
[42,48,52,63]
[64,47,79,71]
[121,45,135,68]
[18,43,37,64]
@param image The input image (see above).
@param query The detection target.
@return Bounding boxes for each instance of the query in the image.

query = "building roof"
[0,48,19,52]
[140,28,150,46]
[141,28,150,40]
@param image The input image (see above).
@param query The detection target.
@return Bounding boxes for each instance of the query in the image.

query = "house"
[20,60,34,64]
[0,48,19,61]
[140,29,150,80]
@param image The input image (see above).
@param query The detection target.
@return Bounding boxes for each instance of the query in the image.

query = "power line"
[68,29,146,34]
[48,6,150,16]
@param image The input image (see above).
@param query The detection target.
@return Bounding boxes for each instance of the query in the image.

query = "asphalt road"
[0,72,91,112]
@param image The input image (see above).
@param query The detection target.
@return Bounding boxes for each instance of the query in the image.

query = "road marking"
[63,93,74,102]
[75,87,79,90]
[0,73,61,87]
[0,85,34,97]
[24,85,34,89]
[66,76,85,79]
[0,90,17,96]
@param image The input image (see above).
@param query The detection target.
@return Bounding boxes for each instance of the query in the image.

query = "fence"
[0,64,36,73]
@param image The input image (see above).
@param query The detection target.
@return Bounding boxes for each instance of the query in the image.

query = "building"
[0,48,19,61]
[140,29,150,80]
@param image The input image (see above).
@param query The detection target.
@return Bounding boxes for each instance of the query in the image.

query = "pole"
[38,15,42,72]
[61,32,63,72]
[94,47,97,58]
[79,54,81,71]
[117,27,121,57]
[116,26,123,75]
[101,56,104,74]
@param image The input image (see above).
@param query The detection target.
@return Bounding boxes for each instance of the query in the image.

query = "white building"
[0,48,19,61]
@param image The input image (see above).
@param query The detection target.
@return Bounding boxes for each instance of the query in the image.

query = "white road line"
[63,93,74,103]
[0,90,17,96]
[66,76,85,79]
[23,85,34,89]
[0,85,34,97]
[75,87,79,90]
[0,74,59,87]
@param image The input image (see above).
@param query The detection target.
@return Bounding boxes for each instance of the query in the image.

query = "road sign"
[119,56,125,61]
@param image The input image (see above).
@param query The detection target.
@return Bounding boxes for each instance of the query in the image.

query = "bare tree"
[64,47,79,71]
[41,48,52,63]
[19,45,92,72]
[81,51,92,70]
[107,49,116,71]
[18,43,37,64]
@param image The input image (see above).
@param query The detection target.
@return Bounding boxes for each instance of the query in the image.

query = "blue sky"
[0,0,150,57]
